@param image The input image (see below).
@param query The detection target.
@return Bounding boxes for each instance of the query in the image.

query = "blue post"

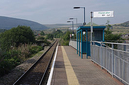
[77,32,78,54]
[86,30,88,59]
[79,31,80,56]
[81,30,83,59]
[103,29,105,41]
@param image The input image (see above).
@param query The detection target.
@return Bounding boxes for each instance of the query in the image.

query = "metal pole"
[86,30,88,59]
[91,12,93,41]
[112,44,114,77]
[76,18,77,29]
[81,30,83,59]
[79,32,80,56]
[72,21,74,33]
[77,32,78,54]
[71,21,74,40]
[83,7,86,25]
[76,18,77,25]
[84,7,85,24]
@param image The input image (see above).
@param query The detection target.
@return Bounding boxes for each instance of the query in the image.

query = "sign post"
[93,11,114,18]
[91,12,93,41]
[90,11,114,41]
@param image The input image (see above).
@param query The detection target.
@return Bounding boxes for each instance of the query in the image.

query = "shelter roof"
[77,26,106,31]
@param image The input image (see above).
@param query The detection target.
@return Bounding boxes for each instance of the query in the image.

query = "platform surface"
[51,46,123,85]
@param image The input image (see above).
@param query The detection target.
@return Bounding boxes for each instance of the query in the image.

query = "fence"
[69,40,81,53]
[69,40,77,49]
[91,41,129,85]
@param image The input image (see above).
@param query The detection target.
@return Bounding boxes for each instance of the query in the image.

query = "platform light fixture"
[74,7,86,25]
[67,20,74,31]
[69,18,77,26]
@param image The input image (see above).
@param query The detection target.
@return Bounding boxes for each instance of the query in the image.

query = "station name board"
[93,11,114,17]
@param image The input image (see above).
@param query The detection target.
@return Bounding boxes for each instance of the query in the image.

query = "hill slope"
[113,21,129,27]
[0,16,48,30]
[86,22,99,26]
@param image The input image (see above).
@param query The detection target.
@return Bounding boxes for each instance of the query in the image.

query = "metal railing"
[69,40,81,52]
[91,41,129,85]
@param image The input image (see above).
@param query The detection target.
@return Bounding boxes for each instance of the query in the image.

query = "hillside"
[44,23,83,29]
[44,24,70,28]
[0,16,48,30]
[113,21,129,27]
[111,21,129,34]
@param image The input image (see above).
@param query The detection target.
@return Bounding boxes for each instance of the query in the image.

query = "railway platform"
[50,46,123,85]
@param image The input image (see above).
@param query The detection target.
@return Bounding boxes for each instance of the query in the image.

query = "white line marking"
[47,44,58,85]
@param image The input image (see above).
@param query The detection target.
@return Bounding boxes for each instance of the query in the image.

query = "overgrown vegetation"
[0,26,35,50]
[105,21,122,42]
[46,29,64,40]
[52,29,63,38]
[46,34,54,40]
[0,44,43,77]
[40,31,45,35]
[60,31,71,45]
[0,29,6,33]
[0,26,50,77]
[44,29,71,45]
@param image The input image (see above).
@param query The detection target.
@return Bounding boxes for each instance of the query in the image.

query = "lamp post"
[69,18,77,29]
[67,20,74,32]
[67,20,74,40]
[74,7,86,25]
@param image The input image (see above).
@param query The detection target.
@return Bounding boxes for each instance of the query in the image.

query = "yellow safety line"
[61,46,80,85]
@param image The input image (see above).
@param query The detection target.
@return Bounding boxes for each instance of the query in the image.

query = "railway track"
[13,40,58,85]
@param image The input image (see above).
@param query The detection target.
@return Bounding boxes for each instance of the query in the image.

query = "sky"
[0,0,129,25]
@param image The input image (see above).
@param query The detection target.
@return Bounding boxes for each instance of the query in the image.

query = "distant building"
[121,34,129,39]
[38,34,41,36]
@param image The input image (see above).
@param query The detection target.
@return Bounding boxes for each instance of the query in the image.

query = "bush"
[0,59,15,77]
[0,44,44,77]
[46,34,53,40]
[0,26,35,50]
[60,31,71,46]
[61,40,69,46]
[0,60,11,76]
[0,46,24,76]
[105,22,122,42]
[0,49,22,77]
[30,46,43,54]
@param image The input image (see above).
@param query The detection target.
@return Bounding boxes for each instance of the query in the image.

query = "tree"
[105,21,121,42]
[37,36,45,41]
[0,29,6,33]
[40,31,45,35]
[46,34,54,40]
[0,26,35,50]
[53,30,63,38]
[63,31,71,41]
[60,31,71,45]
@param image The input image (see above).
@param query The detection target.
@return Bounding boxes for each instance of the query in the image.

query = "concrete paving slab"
[64,46,123,85]
[51,46,123,85]
[51,46,68,85]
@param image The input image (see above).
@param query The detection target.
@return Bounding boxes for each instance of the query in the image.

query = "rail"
[13,40,58,85]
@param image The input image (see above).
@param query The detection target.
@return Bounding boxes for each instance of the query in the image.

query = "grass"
[111,26,129,34]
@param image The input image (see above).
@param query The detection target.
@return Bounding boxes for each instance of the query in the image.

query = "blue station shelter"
[76,26,106,59]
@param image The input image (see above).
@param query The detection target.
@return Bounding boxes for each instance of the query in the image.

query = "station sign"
[93,11,114,17]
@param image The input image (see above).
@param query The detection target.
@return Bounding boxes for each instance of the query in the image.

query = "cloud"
[0,0,129,24]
